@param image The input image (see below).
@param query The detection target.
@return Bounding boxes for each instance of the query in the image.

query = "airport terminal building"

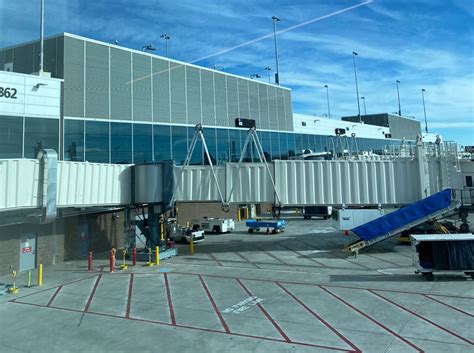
[0,33,415,165]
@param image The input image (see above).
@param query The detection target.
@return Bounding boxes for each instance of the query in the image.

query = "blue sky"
[1,0,473,145]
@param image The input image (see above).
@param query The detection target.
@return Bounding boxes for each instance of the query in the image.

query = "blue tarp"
[352,189,452,241]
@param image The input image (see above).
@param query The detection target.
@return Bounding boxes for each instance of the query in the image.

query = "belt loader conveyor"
[346,189,461,254]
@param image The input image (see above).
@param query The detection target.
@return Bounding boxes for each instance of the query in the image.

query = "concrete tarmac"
[0,219,473,353]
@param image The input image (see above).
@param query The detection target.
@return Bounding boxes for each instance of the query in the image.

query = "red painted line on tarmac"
[125,273,134,319]
[207,253,223,266]
[171,271,474,300]
[46,285,63,307]
[8,274,99,303]
[236,278,291,343]
[234,252,261,268]
[276,282,361,353]
[368,289,474,346]
[11,300,354,351]
[277,243,329,267]
[319,286,424,353]
[424,295,473,318]
[198,275,230,333]
[84,274,102,312]
[164,273,176,325]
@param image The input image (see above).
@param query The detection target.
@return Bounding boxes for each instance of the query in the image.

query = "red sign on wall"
[22,246,32,254]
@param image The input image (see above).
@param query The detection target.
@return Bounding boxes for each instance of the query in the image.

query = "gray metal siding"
[110,48,132,120]
[268,86,278,130]
[170,63,186,124]
[214,74,228,127]
[238,78,249,119]
[226,76,238,125]
[13,44,34,74]
[276,89,285,132]
[201,70,215,126]
[248,81,259,123]
[388,115,421,140]
[85,42,109,119]
[132,53,152,121]
[284,90,293,131]
[258,84,270,130]
[63,37,85,117]
[186,66,201,124]
[152,58,170,123]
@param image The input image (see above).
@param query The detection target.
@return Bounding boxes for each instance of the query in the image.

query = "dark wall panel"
[201,70,215,126]
[186,66,201,124]
[132,53,152,121]
[152,58,170,123]
[85,42,109,119]
[63,37,85,117]
[170,63,186,124]
[110,48,132,120]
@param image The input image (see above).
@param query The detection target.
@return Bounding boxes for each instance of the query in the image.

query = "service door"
[19,235,36,272]
[77,223,90,258]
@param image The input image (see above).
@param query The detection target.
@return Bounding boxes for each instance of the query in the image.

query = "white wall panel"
[173,166,226,202]
[0,159,39,210]
[225,163,275,203]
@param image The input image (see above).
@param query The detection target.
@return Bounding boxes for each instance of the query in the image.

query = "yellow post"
[27,270,31,288]
[237,209,241,222]
[160,220,164,242]
[186,221,189,228]
[120,248,128,270]
[146,247,154,266]
[38,263,43,287]
[8,270,19,294]
[155,246,160,265]
[190,235,194,256]
[245,206,249,220]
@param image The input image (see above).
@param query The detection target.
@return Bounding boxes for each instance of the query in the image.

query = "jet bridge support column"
[416,135,430,198]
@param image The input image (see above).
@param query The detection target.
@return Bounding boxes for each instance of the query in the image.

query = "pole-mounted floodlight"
[324,85,331,119]
[264,66,272,83]
[421,88,428,133]
[396,80,402,116]
[142,45,156,52]
[361,96,367,116]
[272,16,281,85]
[160,34,171,57]
[352,51,361,122]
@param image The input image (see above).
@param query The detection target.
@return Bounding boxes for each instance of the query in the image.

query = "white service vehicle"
[333,208,385,231]
[174,227,205,243]
[194,218,235,234]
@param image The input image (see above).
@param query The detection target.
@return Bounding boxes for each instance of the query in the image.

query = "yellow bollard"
[38,263,43,287]
[190,235,194,256]
[186,221,190,228]
[27,270,31,288]
[160,220,164,242]
[146,247,154,266]
[155,246,160,266]
[8,270,19,294]
[245,206,249,220]
[120,248,128,270]
[237,209,241,222]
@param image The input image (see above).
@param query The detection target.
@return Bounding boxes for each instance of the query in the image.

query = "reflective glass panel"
[0,116,23,159]
[64,119,84,161]
[24,118,59,158]
[133,124,153,163]
[85,120,109,163]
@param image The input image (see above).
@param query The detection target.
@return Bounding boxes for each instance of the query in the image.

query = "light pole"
[142,45,156,52]
[39,0,45,74]
[324,85,331,119]
[272,16,281,85]
[264,66,272,83]
[361,96,367,116]
[396,80,401,116]
[160,34,170,57]
[421,88,428,133]
[352,51,361,122]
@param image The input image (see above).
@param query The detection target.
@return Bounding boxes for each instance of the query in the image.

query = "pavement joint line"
[10,299,354,351]
[84,274,102,312]
[235,278,291,343]
[125,273,134,319]
[257,247,291,266]
[423,294,474,317]
[233,252,262,269]
[46,285,63,307]
[277,243,329,268]
[198,274,230,333]
[363,253,405,268]
[275,281,361,353]
[367,289,474,346]
[318,285,424,353]
[171,270,474,299]
[163,273,176,325]
[207,253,223,266]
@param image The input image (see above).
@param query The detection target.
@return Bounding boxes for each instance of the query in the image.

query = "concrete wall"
[0,209,125,276]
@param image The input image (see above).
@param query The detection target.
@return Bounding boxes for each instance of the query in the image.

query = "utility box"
[333,208,385,230]
[410,233,474,281]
